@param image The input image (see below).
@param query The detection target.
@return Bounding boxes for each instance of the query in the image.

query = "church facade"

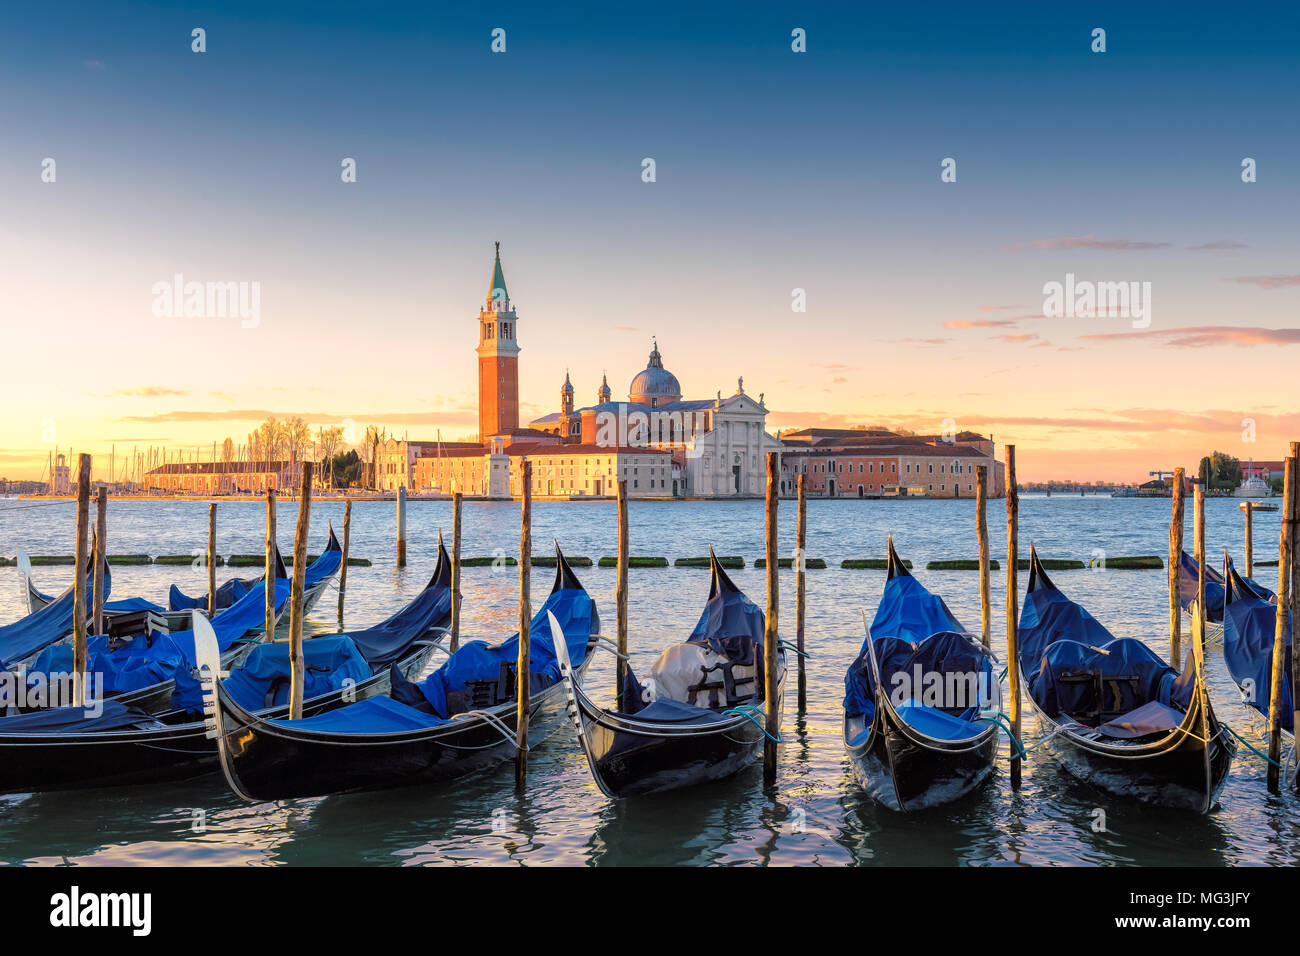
[530,341,782,498]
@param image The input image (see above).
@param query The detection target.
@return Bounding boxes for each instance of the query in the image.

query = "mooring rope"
[1222,722,1283,769]
[721,703,781,744]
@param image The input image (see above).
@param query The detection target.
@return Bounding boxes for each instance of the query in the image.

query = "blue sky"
[1,1,1297,480]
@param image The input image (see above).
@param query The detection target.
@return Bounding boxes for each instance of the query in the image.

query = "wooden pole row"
[796,472,807,710]
[515,460,533,788]
[1168,467,1185,665]
[1005,445,1021,789]
[763,451,780,780]
[288,462,314,720]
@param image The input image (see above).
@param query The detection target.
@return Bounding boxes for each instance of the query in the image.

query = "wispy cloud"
[886,337,950,346]
[1083,325,1300,348]
[991,333,1040,343]
[946,319,1016,329]
[1189,240,1247,251]
[1228,275,1300,289]
[1007,235,1170,252]
[117,408,478,426]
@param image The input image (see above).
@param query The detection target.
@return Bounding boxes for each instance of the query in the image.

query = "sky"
[1,0,1297,483]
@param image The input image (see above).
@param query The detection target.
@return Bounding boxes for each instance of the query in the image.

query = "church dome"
[628,340,682,406]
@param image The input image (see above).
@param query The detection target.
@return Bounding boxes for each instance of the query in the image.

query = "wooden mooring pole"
[1005,445,1021,789]
[207,501,217,616]
[1168,467,1185,663]
[1267,455,1296,791]
[616,480,629,698]
[337,499,352,627]
[73,454,91,707]
[288,463,313,719]
[451,491,463,653]
[515,461,532,788]
[1291,442,1300,786]
[1243,499,1254,579]
[1191,486,1213,793]
[976,465,991,648]
[763,452,780,781]
[265,489,277,637]
[94,485,107,636]
[796,473,807,710]
[396,486,407,567]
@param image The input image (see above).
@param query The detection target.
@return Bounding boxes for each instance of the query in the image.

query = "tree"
[361,424,387,491]
[332,449,361,488]
[1198,451,1243,492]
[316,426,344,488]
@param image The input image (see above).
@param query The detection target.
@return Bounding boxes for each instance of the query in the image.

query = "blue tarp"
[408,584,595,719]
[1030,637,1193,718]
[268,580,596,733]
[1020,562,1191,726]
[0,699,163,734]
[103,597,167,614]
[269,694,451,733]
[845,629,992,734]
[1223,591,1292,730]
[0,565,108,670]
[1176,551,1274,621]
[30,577,290,700]
[220,636,371,712]
[168,577,252,613]
[624,696,728,725]
[348,580,452,667]
[167,536,339,612]
[844,566,977,723]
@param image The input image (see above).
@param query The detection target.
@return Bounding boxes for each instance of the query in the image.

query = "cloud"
[1082,325,1300,347]
[1189,240,1247,251]
[991,333,1040,343]
[116,408,479,427]
[886,337,949,346]
[946,319,1016,329]
[1228,275,1300,289]
[113,385,188,398]
[1008,235,1170,251]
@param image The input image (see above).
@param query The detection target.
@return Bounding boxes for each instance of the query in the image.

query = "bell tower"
[477,242,520,442]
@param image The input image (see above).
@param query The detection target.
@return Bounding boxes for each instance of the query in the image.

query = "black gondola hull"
[216,675,576,800]
[0,643,437,794]
[586,715,767,798]
[1028,701,1235,812]
[845,711,997,812]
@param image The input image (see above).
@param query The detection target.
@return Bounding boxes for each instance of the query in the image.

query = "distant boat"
[1233,476,1273,499]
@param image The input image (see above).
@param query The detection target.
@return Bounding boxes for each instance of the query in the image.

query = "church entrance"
[857,484,864,498]
[732,464,741,495]
[828,479,837,497]
[594,479,603,496]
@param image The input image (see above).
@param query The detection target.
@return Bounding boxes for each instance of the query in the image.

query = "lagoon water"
[0,494,1296,866]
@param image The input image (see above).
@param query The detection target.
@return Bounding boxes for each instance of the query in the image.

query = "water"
[0,494,1296,866]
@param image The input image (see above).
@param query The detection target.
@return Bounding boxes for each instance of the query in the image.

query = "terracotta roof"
[782,443,991,459]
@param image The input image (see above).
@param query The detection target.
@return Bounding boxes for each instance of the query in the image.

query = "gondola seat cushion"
[1095,700,1186,739]
[1029,638,1192,724]
[647,640,764,709]
[621,697,729,725]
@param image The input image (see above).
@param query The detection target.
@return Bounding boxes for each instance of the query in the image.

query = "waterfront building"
[143,460,302,494]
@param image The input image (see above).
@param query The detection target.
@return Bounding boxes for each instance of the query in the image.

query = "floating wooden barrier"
[841,558,912,570]
[1090,555,1163,569]
[530,555,594,567]
[461,555,518,567]
[755,556,826,569]
[675,556,743,568]
[107,554,153,565]
[155,554,202,566]
[927,559,1005,571]
[26,555,76,565]
[598,556,667,568]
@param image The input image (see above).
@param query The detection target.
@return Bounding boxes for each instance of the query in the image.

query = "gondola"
[15,549,293,717]
[21,526,341,623]
[1178,549,1274,640]
[1221,554,1294,776]
[166,526,343,614]
[202,543,599,801]
[552,548,785,798]
[0,538,455,794]
[1,555,109,673]
[1019,547,1234,812]
[842,539,999,811]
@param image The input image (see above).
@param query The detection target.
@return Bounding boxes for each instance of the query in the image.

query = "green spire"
[488,240,509,306]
